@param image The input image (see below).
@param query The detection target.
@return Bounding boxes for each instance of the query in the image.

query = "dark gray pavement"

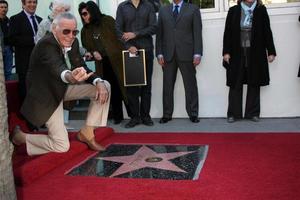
[67,118,300,133]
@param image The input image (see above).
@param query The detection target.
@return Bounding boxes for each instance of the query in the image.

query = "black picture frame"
[122,49,147,87]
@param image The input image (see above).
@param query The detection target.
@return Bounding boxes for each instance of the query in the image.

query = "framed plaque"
[122,49,147,87]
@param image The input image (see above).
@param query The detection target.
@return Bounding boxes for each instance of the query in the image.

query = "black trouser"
[227,47,260,119]
[18,72,27,103]
[102,56,124,121]
[227,85,260,119]
[162,56,199,118]
[126,51,153,121]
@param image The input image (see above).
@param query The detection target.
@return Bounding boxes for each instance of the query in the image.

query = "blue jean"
[3,46,13,80]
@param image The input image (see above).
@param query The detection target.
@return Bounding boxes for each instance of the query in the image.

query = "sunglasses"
[81,12,88,17]
[61,29,79,36]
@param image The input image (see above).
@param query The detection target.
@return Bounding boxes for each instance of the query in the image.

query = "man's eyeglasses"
[62,29,79,36]
[81,12,88,17]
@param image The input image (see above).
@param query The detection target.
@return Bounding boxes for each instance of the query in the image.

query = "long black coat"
[81,15,127,101]
[223,4,276,87]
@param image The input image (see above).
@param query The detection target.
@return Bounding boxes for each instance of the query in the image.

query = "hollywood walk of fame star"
[94,145,197,177]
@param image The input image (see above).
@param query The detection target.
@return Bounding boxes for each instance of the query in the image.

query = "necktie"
[64,47,72,69]
[65,53,72,69]
[173,5,179,19]
[30,15,38,34]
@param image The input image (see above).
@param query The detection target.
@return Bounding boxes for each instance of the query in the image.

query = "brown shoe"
[76,131,105,151]
[9,125,23,146]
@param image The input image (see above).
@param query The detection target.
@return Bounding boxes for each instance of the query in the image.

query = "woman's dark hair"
[0,0,8,6]
[78,1,105,26]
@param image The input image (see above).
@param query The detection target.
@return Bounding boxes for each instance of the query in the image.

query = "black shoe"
[125,119,140,128]
[249,116,260,122]
[40,124,46,129]
[189,116,200,123]
[227,116,235,123]
[142,118,154,126]
[159,117,172,124]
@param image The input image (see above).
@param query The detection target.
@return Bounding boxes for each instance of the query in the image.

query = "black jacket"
[9,11,42,74]
[223,4,276,87]
[21,34,98,126]
[115,0,157,51]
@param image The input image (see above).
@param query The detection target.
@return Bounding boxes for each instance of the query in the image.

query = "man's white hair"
[51,12,77,30]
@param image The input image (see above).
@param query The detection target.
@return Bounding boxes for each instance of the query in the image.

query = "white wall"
[261,13,300,117]
[110,3,300,118]
[7,1,300,118]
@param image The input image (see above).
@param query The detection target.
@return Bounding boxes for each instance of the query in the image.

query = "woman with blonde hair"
[35,0,71,42]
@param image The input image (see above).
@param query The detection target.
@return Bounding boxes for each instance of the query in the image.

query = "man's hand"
[92,51,102,61]
[128,46,138,54]
[193,56,201,67]
[268,55,275,63]
[122,32,136,42]
[223,54,230,63]
[84,52,93,61]
[157,56,165,67]
[95,81,109,104]
[67,67,93,83]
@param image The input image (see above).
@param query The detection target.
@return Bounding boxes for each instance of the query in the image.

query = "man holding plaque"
[116,0,157,128]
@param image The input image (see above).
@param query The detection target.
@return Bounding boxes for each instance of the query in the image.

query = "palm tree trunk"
[0,41,17,199]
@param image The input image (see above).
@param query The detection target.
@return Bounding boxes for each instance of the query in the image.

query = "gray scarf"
[241,1,257,27]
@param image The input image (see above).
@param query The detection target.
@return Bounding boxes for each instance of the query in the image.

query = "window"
[152,0,300,18]
[159,0,215,9]
[228,0,300,7]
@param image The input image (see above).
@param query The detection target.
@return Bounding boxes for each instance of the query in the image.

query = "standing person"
[156,0,202,123]
[10,13,111,155]
[0,0,13,80]
[9,0,42,101]
[116,0,157,128]
[35,0,71,42]
[223,0,276,123]
[78,1,128,125]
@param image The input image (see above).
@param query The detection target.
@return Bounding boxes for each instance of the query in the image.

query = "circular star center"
[145,157,163,163]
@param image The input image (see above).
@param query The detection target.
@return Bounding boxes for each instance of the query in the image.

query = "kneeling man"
[11,13,110,155]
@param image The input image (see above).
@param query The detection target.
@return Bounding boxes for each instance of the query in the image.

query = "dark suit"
[9,11,42,101]
[156,2,203,118]
[21,34,98,127]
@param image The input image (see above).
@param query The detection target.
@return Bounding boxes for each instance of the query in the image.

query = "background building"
[7,0,300,118]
